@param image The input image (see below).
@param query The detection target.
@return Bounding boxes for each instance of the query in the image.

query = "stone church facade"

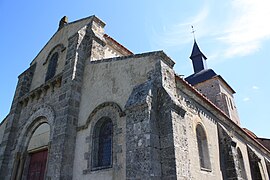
[0,15,269,180]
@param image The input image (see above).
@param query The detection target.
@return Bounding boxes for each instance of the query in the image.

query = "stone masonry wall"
[74,51,166,179]
[46,20,105,179]
[195,77,240,125]
[124,53,186,179]
[125,80,162,179]
[0,63,36,179]
[175,83,222,180]
[194,78,240,125]
[217,124,238,180]
[175,75,270,180]
[0,16,107,180]
[195,78,230,116]
[158,60,191,179]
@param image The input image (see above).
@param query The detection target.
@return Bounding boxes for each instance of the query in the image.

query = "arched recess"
[92,117,113,169]
[43,44,65,82]
[12,105,54,180]
[196,123,211,170]
[43,44,65,65]
[217,124,238,179]
[265,158,270,178]
[81,102,125,176]
[26,122,50,180]
[247,146,263,180]
[45,52,59,81]
[79,101,125,130]
[236,147,247,179]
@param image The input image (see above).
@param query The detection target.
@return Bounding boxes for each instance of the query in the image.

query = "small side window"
[92,117,113,170]
[196,124,211,171]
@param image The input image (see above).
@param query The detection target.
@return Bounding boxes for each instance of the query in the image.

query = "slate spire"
[190,40,207,73]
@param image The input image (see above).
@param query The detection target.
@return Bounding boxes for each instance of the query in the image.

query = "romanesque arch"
[12,104,54,180]
[80,102,125,176]
[43,44,65,82]
[217,124,237,179]
[196,123,211,170]
[92,117,113,169]
[236,147,247,179]
[43,44,65,65]
[78,101,125,131]
[247,146,264,180]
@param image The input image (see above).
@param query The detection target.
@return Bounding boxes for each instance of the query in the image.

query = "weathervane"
[191,25,196,40]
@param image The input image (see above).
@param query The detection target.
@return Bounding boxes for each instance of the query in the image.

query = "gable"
[30,16,96,91]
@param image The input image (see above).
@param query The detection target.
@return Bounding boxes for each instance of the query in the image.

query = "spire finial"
[191,25,196,41]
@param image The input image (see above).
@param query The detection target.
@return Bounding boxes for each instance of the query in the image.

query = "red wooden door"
[27,149,48,180]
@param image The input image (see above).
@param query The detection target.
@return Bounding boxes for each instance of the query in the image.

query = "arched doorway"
[26,123,50,180]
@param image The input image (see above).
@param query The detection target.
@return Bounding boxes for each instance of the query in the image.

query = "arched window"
[247,147,263,179]
[45,52,58,81]
[196,124,211,170]
[92,118,113,169]
[265,158,270,178]
[237,148,247,179]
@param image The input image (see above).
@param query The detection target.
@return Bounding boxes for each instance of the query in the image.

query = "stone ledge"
[89,50,175,68]
[83,166,112,175]
[18,74,62,108]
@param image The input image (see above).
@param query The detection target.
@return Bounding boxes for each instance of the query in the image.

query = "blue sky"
[0,0,269,138]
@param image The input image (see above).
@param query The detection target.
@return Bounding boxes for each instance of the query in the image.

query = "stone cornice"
[18,73,62,107]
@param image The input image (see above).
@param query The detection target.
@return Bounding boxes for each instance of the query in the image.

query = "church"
[0,15,269,180]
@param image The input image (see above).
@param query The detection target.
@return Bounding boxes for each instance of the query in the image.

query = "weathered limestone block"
[125,81,162,179]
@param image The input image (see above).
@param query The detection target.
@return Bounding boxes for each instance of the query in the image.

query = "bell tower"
[185,40,240,125]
